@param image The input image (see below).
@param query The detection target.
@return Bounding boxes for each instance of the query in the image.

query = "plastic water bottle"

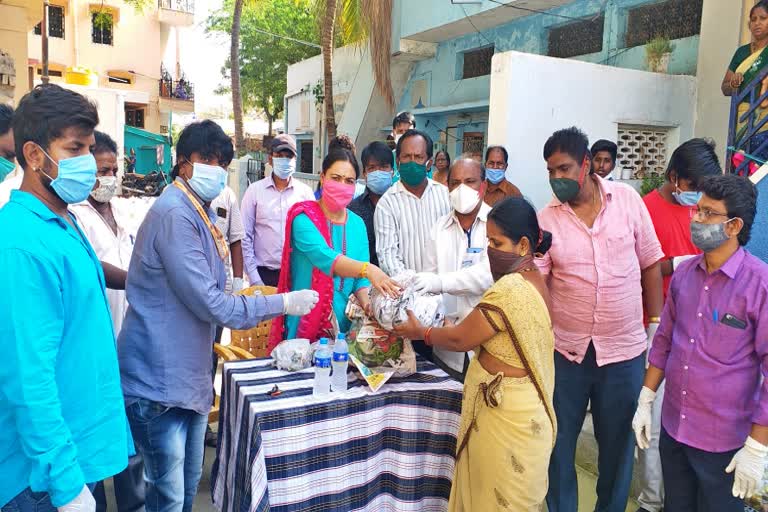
[313,338,332,398]
[331,333,349,392]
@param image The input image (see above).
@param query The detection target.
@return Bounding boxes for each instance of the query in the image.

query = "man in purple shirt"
[633,174,768,511]
[241,134,314,287]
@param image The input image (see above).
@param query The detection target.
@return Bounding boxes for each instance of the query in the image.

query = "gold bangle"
[648,316,661,324]
[360,262,369,279]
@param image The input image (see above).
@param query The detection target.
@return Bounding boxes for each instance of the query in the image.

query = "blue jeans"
[659,427,743,512]
[2,485,95,512]
[546,343,645,512]
[126,400,207,512]
[94,454,146,512]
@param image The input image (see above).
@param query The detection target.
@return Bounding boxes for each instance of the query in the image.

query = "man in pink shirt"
[538,127,664,512]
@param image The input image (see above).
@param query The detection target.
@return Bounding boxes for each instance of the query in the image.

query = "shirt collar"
[546,174,613,208]
[446,201,491,229]
[10,189,62,222]
[266,175,293,190]
[697,246,745,279]
[393,178,436,197]
[174,177,217,221]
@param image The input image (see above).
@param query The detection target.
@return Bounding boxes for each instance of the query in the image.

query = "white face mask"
[449,183,481,215]
[90,176,118,203]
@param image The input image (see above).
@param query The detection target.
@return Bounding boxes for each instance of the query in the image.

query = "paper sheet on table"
[349,354,395,393]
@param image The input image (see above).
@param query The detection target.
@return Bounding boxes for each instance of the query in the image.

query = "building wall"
[488,51,697,209]
[0,4,33,104]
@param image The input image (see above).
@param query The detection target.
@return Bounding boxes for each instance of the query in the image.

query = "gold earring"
[520,249,528,257]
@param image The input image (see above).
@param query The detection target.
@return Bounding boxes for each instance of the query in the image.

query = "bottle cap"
[319,338,329,345]
[337,333,346,340]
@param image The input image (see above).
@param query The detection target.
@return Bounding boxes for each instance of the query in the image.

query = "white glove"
[282,289,320,316]
[646,322,659,366]
[672,254,696,271]
[58,485,95,512]
[412,273,442,294]
[725,436,768,499]
[232,277,244,293]
[632,386,656,450]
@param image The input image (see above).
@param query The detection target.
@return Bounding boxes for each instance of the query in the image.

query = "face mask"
[450,184,481,215]
[487,247,534,282]
[39,148,98,204]
[398,161,428,186]
[673,181,702,207]
[366,170,393,196]
[90,176,118,203]
[486,168,506,185]
[0,156,14,182]
[690,219,735,253]
[187,162,227,202]
[322,178,355,212]
[272,157,296,179]
[550,158,589,204]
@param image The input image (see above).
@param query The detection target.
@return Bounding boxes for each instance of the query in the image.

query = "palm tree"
[231,0,247,155]
[315,0,394,142]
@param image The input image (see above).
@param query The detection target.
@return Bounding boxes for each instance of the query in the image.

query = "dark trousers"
[3,485,96,512]
[546,343,645,512]
[659,427,743,512]
[94,455,146,512]
[257,267,280,287]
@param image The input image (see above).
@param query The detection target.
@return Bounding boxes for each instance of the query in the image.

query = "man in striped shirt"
[374,129,450,277]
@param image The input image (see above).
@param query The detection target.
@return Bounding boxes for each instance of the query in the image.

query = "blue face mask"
[486,168,506,185]
[0,156,14,182]
[40,148,98,204]
[673,181,702,207]
[188,162,227,202]
[366,170,393,195]
[272,157,296,179]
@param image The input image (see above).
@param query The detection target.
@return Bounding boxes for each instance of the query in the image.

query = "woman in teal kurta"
[268,149,400,346]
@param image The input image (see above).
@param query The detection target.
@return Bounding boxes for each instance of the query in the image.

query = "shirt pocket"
[702,320,751,364]
[604,233,638,277]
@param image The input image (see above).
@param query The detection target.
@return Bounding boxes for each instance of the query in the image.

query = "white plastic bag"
[272,338,312,371]
[370,271,445,330]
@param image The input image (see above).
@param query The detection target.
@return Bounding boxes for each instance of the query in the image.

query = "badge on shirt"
[462,247,483,269]
[216,207,227,219]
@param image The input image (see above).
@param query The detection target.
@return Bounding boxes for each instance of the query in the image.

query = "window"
[35,67,63,77]
[616,124,670,179]
[300,140,313,174]
[462,132,485,161]
[461,46,494,80]
[625,0,703,48]
[34,6,65,39]
[91,12,113,45]
[125,108,145,129]
[548,15,604,58]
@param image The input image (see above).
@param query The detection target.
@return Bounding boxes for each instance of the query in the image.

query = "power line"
[460,5,497,49]
[249,26,321,49]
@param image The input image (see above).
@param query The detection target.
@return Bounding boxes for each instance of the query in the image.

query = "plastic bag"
[271,338,312,371]
[369,271,445,330]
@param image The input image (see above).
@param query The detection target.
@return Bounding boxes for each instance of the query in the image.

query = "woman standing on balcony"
[723,1,768,166]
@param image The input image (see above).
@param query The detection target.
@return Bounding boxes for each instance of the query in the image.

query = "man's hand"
[282,290,320,316]
[632,386,656,450]
[412,273,442,294]
[58,486,95,512]
[646,322,659,366]
[726,436,768,499]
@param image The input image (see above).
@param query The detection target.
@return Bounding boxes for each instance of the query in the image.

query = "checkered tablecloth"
[211,357,463,512]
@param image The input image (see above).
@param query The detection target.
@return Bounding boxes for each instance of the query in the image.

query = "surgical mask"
[486,168,506,185]
[322,178,355,212]
[673,181,702,207]
[187,162,226,202]
[690,219,735,253]
[449,184,481,214]
[550,159,589,204]
[0,156,14,182]
[90,176,118,203]
[272,157,296,179]
[398,161,428,186]
[39,148,98,204]
[487,247,534,282]
[366,170,393,196]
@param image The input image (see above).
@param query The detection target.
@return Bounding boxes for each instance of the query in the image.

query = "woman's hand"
[368,264,401,298]
[732,72,745,90]
[392,310,426,340]
[356,288,373,317]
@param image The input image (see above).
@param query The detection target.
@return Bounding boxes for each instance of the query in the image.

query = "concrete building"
[286,0,755,204]
[0,0,42,104]
[26,0,195,136]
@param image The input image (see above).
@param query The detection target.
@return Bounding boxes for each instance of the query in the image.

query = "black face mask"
[487,247,534,281]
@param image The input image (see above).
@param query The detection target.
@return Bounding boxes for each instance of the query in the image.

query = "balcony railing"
[158,0,194,14]
[159,79,194,102]
[727,66,768,176]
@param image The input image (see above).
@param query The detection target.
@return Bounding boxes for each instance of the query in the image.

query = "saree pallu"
[735,45,768,145]
[448,359,553,512]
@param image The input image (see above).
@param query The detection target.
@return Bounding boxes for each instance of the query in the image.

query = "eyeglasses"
[690,206,730,220]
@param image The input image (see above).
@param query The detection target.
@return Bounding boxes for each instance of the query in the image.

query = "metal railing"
[727,66,768,175]
[159,79,194,101]
[158,0,194,13]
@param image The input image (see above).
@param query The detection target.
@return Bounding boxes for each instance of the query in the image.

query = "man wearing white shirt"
[411,157,493,380]
[0,104,20,208]
[211,185,245,293]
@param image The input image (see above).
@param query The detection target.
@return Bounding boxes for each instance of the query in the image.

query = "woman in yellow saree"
[395,197,556,511]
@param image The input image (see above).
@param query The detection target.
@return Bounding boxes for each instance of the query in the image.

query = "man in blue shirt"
[118,120,318,512]
[0,84,132,512]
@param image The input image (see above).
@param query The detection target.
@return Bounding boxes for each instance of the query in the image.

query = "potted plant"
[645,36,675,73]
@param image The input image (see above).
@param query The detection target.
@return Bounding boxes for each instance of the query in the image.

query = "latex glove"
[632,386,656,450]
[58,486,95,512]
[672,254,696,271]
[282,289,320,316]
[646,322,659,366]
[412,273,442,294]
[232,277,244,293]
[725,436,768,499]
